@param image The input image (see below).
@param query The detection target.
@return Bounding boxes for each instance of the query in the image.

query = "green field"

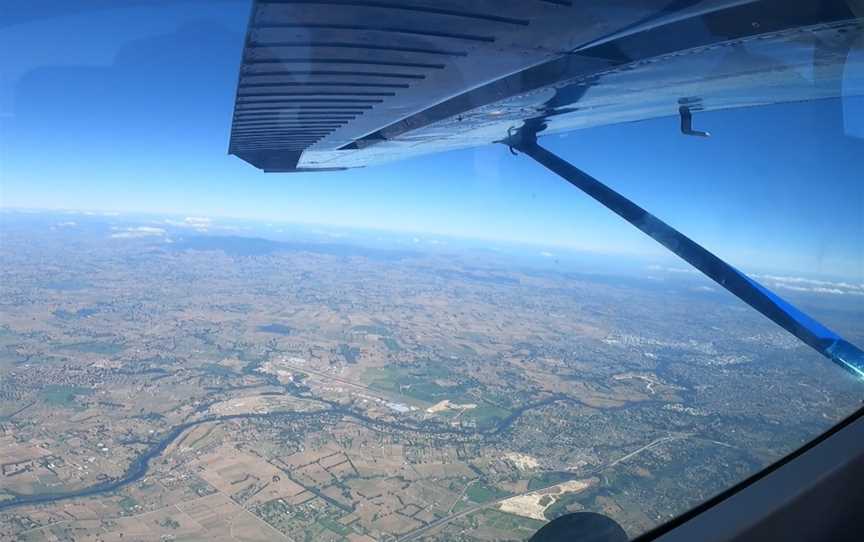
[317,517,351,536]
[200,363,235,377]
[350,324,391,336]
[544,491,584,520]
[527,471,575,491]
[55,341,124,355]
[466,482,511,503]
[365,364,471,403]
[471,509,545,537]
[338,344,360,364]
[118,496,139,513]
[381,337,401,352]
[364,365,512,429]
[40,385,92,406]
[462,404,511,428]
[257,323,292,335]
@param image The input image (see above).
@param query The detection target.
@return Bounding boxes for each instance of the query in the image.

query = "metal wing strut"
[503,126,864,380]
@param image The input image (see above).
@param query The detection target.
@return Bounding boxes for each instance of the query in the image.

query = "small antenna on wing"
[679,105,710,137]
[506,126,520,155]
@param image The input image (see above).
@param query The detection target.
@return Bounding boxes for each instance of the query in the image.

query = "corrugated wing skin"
[228,0,863,172]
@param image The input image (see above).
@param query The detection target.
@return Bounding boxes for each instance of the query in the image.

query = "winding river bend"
[0,412,300,513]
[0,395,578,513]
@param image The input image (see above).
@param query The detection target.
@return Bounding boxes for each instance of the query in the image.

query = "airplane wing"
[228,0,863,172]
[226,0,864,380]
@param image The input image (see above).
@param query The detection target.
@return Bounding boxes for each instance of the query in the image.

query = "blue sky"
[1,1,862,278]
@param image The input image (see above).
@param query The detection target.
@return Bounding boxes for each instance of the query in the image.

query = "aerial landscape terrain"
[0,210,861,542]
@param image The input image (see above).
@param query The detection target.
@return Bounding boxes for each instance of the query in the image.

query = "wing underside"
[228,0,863,172]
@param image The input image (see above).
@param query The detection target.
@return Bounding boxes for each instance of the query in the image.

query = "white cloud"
[753,274,864,296]
[164,216,211,232]
[540,251,554,257]
[56,221,77,227]
[82,211,119,216]
[647,264,696,274]
[110,226,166,239]
[647,266,864,296]
[756,274,863,290]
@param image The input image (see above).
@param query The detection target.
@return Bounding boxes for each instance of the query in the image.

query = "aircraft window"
[0,2,862,541]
